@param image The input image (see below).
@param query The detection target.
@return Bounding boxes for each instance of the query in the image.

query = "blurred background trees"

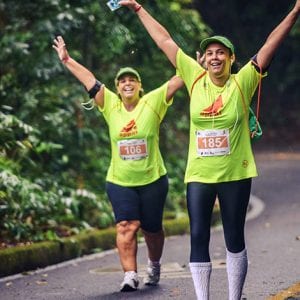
[0,0,299,244]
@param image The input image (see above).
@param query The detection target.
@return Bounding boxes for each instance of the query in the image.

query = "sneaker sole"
[120,284,138,292]
[144,281,159,286]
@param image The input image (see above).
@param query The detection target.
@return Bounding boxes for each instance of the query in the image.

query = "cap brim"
[200,36,234,54]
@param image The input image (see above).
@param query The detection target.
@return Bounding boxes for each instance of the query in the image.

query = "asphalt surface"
[0,149,300,300]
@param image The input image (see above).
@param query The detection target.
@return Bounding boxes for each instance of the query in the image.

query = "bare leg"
[116,220,140,272]
[142,229,164,285]
[142,229,165,261]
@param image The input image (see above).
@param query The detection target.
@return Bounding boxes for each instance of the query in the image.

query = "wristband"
[87,80,102,99]
[134,4,142,12]
[61,56,70,64]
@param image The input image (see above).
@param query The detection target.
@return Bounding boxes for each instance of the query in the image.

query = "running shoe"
[144,262,161,286]
[120,271,139,292]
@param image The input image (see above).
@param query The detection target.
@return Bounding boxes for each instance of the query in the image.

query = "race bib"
[196,129,230,156]
[118,139,148,160]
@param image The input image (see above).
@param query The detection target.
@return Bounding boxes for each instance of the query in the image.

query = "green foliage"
[0,169,114,242]
[0,0,207,244]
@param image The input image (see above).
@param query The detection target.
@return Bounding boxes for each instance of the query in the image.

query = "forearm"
[136,8,173,49]
[63,57,97,91]
[120,1,179,66]
[166,75,184,102]
[257,5,299,68]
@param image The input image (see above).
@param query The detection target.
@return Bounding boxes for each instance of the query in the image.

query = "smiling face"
[205,43,235,85]
[116,74,141,102]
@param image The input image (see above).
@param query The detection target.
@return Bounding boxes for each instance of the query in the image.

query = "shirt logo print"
[120,119,138,137]
[200,95,223,117]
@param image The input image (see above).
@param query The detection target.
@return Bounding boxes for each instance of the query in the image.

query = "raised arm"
[256,0,300,70]
[166,75,185,103]
[52,36,104,108]
[119,1,179,67]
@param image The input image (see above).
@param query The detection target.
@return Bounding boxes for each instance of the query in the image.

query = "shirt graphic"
[119,119,138,137]
[200,95,223,117]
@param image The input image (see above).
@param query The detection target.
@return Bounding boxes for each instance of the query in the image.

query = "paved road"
[1,151,300,299]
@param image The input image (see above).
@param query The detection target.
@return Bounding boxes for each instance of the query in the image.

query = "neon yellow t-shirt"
[176,49,266,183]
[98,82,172,186]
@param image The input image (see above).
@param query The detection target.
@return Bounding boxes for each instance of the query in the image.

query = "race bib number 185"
[196,129,230,156]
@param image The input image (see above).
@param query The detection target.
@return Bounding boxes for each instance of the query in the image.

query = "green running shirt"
[176,49,267,183]
[98,82,172,186]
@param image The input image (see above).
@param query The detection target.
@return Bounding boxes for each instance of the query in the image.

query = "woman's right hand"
[52,36,69,63]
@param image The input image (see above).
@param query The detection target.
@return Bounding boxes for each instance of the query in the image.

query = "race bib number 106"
[196,129,230,156]
[118,139,148,160]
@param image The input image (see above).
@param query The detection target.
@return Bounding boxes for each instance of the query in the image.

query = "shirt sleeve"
[143,81,171,122]
[176,48,205,93]
[97,87,120,123]
[236,61,268,106]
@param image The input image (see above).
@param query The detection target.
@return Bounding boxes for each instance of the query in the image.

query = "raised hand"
[196,50,206,69]
[52,36,69,63]
[119,0,141,11]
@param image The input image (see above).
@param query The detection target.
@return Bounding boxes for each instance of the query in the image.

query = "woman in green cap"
[119,1,299,299]
[53,36,184,292]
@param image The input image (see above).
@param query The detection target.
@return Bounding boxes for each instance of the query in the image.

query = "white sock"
[226,248,248,300]
[189,262,212,300]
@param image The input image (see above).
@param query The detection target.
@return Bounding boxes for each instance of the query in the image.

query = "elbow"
[156,36,172,50]
[256,48,274,72]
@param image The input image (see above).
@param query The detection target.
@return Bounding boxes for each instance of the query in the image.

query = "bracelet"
[134,4,142,12]
[61,56,70,64]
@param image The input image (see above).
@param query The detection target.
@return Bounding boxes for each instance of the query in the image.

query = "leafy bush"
[0,169,114,243]
[0,0,209,245]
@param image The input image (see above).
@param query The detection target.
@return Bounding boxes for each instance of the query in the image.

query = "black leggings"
[187,178,251,262]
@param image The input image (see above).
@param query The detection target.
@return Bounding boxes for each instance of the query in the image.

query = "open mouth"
[210,61,222,69]
[122,86,136,97]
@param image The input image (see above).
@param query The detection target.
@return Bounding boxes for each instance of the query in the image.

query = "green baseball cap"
[115,67,141,86]
[200,35,235,54]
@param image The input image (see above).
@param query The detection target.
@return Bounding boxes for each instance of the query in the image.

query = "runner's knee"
[117,220,140,235]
